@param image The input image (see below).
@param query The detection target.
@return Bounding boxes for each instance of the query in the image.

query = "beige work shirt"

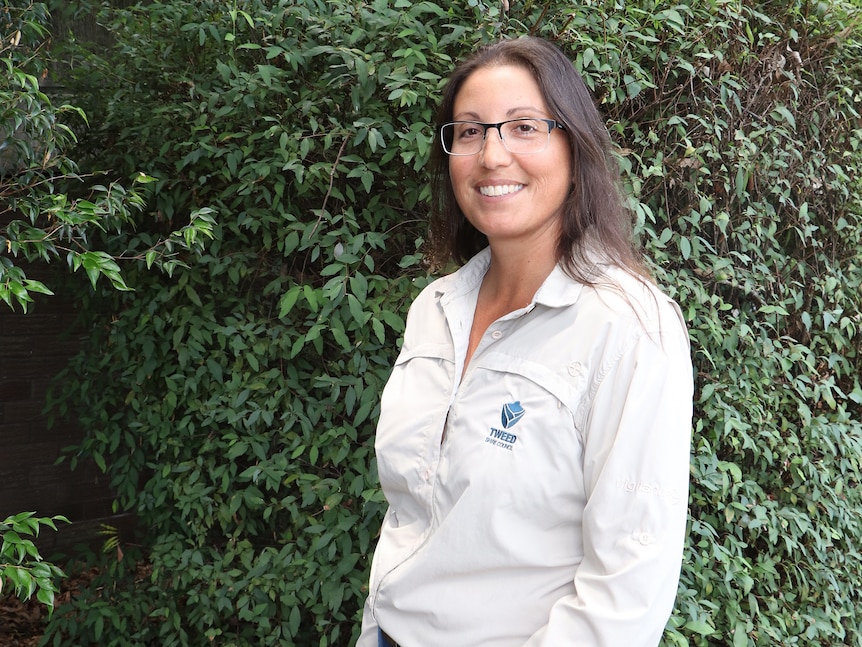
[359,248,694,647]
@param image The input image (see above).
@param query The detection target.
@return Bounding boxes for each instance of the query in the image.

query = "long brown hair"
[426,37,649,284]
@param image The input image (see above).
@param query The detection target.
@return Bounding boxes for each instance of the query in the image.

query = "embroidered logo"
[501,401,526,429]
[486,401,524,452]
[617,479,682,505]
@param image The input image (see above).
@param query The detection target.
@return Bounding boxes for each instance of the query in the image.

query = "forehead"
[453,64,547,117]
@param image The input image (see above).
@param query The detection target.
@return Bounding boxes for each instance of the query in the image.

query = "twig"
[311,136,349,237]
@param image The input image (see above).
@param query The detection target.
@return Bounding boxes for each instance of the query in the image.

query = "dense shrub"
[45,1,492,645]
[44,0,862,645]
[0,0,213,311]
[565,3,862,644]
[1,0,210,621]
[542,2,862,644]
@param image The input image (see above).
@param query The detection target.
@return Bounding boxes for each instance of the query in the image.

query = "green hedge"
[570,3,862,645]
[44,1,862,645]
[0,1,214,311]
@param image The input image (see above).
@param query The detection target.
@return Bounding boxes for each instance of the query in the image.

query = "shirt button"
[423,469,431,481]
[490,330,503,340]
[638,532,652,545]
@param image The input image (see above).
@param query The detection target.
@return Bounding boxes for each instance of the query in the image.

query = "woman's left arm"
[525,302,694,647]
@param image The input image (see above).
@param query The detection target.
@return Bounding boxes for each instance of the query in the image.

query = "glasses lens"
[501,119,551,154]
[441,120,552,155]
[442,122,483,155]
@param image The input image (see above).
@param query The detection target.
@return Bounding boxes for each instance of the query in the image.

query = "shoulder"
[559,267,691,368]
[584,267,686,336]
[405,273,451,320]
[409,249,489,313]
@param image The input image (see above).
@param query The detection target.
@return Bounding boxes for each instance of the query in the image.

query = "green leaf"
[679,236,691,260]
[278,285,302,319]
[683,619,717,636]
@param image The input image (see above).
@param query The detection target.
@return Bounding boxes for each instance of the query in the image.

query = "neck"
[481,242,557,311]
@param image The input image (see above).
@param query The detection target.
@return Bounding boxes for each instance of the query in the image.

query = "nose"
[479,126,512,167]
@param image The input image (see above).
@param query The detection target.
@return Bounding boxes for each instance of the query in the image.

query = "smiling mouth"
[479,184,524,197]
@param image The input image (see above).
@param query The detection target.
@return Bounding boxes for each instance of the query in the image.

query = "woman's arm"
[524,306,694,647]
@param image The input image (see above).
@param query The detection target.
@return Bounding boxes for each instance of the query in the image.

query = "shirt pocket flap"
[479,351,587,418]
[393,342,455,366]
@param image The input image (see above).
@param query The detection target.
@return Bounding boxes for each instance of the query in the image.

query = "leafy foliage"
[43,0,491,644]
[0,0,215,311]
[0,0,209,625]
[42,0,862,646]
[0,512,69,613]
[549,1,862,644]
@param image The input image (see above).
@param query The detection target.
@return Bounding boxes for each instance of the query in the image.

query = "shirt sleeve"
[356,592,379,647]
[523,305,694,647]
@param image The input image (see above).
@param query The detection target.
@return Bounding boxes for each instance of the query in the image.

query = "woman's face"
[448,64,572,254]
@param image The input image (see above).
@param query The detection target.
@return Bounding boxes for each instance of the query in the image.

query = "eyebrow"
[452,106,550,121]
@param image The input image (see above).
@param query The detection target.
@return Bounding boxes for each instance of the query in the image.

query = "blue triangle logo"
[501,401,526,429]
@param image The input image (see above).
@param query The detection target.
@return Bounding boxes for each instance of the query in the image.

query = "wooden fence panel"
[0,264,128,555]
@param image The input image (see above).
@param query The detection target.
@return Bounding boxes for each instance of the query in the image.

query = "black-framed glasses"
[440,118,565,156]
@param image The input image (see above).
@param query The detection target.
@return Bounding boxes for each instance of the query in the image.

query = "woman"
[358,37,693,647]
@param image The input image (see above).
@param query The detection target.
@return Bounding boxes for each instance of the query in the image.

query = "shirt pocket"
[444,352,591,529]
[379,342,455,432]
[376,342,455,524]
[478,351,588,436]
[479,353,587,416]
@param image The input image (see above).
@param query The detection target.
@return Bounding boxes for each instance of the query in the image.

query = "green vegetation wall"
[44,1,862,645]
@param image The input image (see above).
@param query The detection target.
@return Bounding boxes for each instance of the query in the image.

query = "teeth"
[479,184,523,197]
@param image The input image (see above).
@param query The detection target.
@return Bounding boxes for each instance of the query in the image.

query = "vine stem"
[311,136,349,237]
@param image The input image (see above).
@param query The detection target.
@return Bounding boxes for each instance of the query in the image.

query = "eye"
[508,120,541,137]
[456,123,483,139]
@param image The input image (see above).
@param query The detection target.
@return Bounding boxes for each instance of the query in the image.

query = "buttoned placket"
[442,293,537,398]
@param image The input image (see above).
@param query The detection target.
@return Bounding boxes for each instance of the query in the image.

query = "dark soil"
[0,592,44,647]
[0,567,99,647]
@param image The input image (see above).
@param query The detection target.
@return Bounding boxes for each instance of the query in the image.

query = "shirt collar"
[533,264,585,308]
[435,247,586,310]
[435,248,491,306]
